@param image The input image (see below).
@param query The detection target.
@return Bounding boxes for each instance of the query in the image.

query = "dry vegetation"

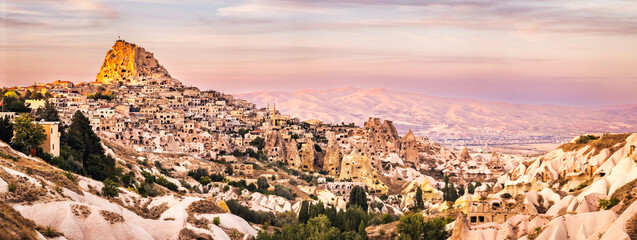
[559,133,631,156]
[187,199,226,214]
[113,197,169,219]
[610,178,637,214]
[71,204,92,219]
[0,168,46,203]
[0,202,39,240]
[0,146,82,195]
[178,228,213,240]
[100,210,125,224]
[366,221,398,240]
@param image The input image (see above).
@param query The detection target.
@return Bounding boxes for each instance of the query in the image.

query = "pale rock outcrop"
[339,147,388,194]
[400,130,420,164]
[286,139,302,169]
[265,130,287,161]
[299,139,316,172]
[322,139,342,176]
[364,118,401,155]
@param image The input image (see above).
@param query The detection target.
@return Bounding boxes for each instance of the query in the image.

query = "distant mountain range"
[236,88,637,145]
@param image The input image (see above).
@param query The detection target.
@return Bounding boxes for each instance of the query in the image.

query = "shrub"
[213,216,221,226]
[576,183,589,190]
[8,182,17,192]
[199,176,211,186]
[156,176,178,191]
[225,200,276,225]
[381,213,394,224]
[63,171,76,182]
[274,184,295,200]
[257,176,270,190]
[39,225,63,238]
[247,183,257,192]
[599,197,619,210]
[223,185,230,192]
[501,193,512,199]
[101,179,119,198]
[380,194,388,201]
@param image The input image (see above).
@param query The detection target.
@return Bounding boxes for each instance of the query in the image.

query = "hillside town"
[0,40,636,240]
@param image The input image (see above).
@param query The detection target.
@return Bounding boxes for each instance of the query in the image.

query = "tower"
[272,103,277,127]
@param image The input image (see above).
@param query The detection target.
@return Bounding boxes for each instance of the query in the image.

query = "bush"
[8,182,17,192]
[223,185,230,192]
[576,183,589,190]
[213,216,221,226]
[274,184,295,200]
[188,168,209,181]
[257,176,270,190]
[226,200,276,225]
[599,197,619,210]
[63,171,76,182]
[247,183,257,192]
[155,176,178,191]
[381,213,394,224]
[210,173,225,182]
[199,176,211,186]
[101,179,119,198]
[501,193,512,199]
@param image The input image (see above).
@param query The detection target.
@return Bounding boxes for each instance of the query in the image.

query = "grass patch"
[0,202,39,240]
[610,178,637,213]
[559,133,631,156]
[36,225,63,238]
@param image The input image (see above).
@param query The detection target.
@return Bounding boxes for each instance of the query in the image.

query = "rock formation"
[286,139,302,169]
[400,130,420,164]
[322,138,342,176]
[364,118,401,156]
[96,40,180,86]
[459,147,472,162]
[339,146,388,194]
[265,131,287,161]
[299,140,316,172]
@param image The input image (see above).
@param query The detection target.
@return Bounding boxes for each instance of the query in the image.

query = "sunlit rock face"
[96,40,179,86]
[322,139,342,176]
[364,118,401,155]
[400,130,420,164]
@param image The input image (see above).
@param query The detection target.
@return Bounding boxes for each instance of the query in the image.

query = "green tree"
[358,220,369,240]
[467,182,475,194]
[415,187,424,210]
[423,217,451,240]
[237,128,249,136]
[305,215,342,240]
[36,100,59,121]
[257,176,270,190]
[299,200,310,223]
[101,179,119,198]
[0,116,13,143]
[66,111,115,181]
[397,213,424,240]
[12,113,45,154]
[250,137,265,150]
[348,186,368,211]
[67,111,104,166]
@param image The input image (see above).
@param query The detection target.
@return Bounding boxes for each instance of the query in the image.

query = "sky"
[1,0,637,107]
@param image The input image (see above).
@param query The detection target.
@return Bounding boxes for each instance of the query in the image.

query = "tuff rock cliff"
[96,40,180,86]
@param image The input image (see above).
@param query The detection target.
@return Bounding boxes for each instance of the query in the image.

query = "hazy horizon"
[2,0,637,107]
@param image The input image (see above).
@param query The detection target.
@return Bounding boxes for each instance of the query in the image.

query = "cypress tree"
[358,220,368,240]
[348,186,368,211]
[36,100,59,121]
[0,116,13,144]
[299,200,310,223]
[415,186,424,210]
